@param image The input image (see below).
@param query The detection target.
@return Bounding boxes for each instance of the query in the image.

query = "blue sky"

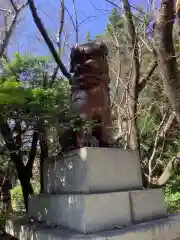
[8,0,157,62]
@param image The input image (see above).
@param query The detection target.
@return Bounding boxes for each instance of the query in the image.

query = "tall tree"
[154,0,180,127]
[0,54,70,211]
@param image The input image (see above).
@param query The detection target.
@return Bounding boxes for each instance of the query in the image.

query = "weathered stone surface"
[28,192,131,234]
[27,189,167,234]
[5,214,180,240]
[43,147,143,194]
[130,189,167,223]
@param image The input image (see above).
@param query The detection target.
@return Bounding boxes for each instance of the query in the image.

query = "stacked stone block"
[5,148,180,239]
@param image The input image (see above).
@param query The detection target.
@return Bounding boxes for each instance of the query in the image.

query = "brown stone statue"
[67,41,114,149]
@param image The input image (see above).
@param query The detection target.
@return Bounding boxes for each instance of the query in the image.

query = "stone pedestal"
[5,147,180,239]
[43,148,143,194]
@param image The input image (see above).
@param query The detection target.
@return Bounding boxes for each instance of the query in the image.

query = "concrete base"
[27,189,167,234]
[43,147,143,194]
[5,214,180,240]
[130,189,167,223]
[28,192,132,234]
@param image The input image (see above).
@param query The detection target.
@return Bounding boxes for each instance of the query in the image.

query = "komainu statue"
[60,41,115,152]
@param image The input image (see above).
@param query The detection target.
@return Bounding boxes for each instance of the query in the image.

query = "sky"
[0,0,158,62]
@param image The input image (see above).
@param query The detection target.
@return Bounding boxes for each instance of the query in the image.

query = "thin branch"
[28,0,71,80]
[49,0,65,87]
[0,8,13,14]
[105,0,146,14]
[143,155,180,188]
[159,111,176,137]
[138,35,154,53]
[138,60,157,94]
[64,6,76,32]
[106,0,153,32]
[79,16,96,26]
[155,155,180,187]
[148,111,168,183]
[72,0,78,44]
[0,3,27,58]
[57,0,65,52]
[10,0,18,13]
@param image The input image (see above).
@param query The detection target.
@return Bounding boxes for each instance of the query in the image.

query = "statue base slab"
[27,189,167,234]
[43,147,143,194]
[5,214,180,240]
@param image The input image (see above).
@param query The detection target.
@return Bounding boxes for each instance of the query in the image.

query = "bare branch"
[138,35,154,53]
[148,111,168,183]
[138,60,158,94]
[50,0,65,87]
[72,0,78,44]
[0,2,27,58]
[56,0,65,52]
[0,14,16,58]
[155,155,180,187]
[28,0,71,80]
[105,0,147,15]
[0,8,13,14]
[10,0,18,13]
[159,111,176,137]
[142,153,180,188]
[64,6,76,33]
[79,16,96,26]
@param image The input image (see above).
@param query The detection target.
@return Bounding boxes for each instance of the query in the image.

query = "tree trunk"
[38,122,48,193]
[0,173,12,218]
[12,154,34,212]
[18,174,33,212]
[154,0,180,127]
[123,0,140,151]
[0,117,37,212]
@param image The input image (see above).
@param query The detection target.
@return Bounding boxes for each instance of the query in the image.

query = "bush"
[10,181,40,212]
[0,214,6,233]
[10,185,24,212]
[164,175,180,213]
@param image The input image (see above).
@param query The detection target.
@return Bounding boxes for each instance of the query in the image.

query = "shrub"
[10,185,24,212]
[10,181,40,212]
[164,175,180,213]
[0,214,6,233]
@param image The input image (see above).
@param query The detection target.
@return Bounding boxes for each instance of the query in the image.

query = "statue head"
[69,41,109,74]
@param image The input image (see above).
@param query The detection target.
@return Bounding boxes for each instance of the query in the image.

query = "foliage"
[11,185,24,212]
[11,181,40,212]
[0,53,70,122]
[0,214,6,234]
[0,53,72,212]
[97,6,180,196]
[165,175,180,213]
